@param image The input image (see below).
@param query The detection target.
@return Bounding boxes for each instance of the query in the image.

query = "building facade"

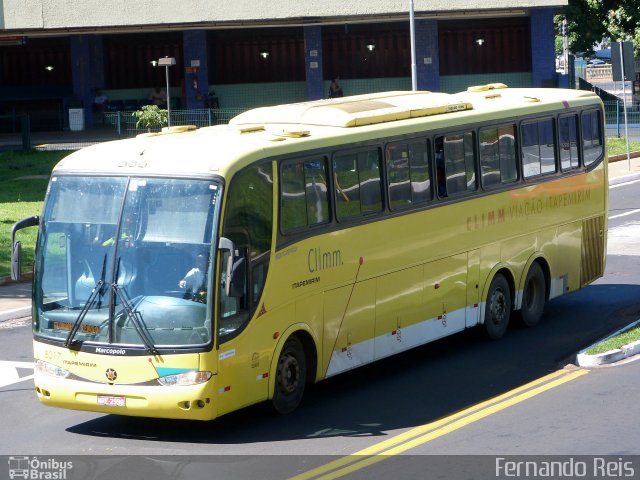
[0,0,567,130]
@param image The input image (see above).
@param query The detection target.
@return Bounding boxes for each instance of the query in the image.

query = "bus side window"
[386,143,412,210]
[280,157,330,233]
[522,119,557,178]
[582,110,603,167]
[559,114,579,170]
[408,140,432,204]
[498,125,518,183]
[387,139,432,209]
[434,137,447,197]
[480,125,517,188]
[436,132,476,196]
[480,128,500,188]
[539,119,556,174]
[334,148,382,220]
[522,121,541,178]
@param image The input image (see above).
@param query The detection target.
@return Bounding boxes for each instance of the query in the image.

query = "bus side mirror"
[11,241,22,281]
[11,215,39,282]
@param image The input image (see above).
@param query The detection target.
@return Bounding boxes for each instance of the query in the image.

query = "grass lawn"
[607,137,640,156]
[0,150,68,278]
[587,322,640,355]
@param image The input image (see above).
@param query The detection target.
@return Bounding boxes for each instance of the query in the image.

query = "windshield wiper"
[64,280,104,347]
[65,255,107,348]
[112,284,158,355]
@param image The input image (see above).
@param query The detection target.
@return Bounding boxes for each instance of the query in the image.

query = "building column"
[530,8,557,87]
[304,25,324,100]
[415,19,440,92]
[70,35,93,128]
[183,30,209,109]
[89,35,106,91]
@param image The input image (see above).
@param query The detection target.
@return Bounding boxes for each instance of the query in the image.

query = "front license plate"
[97,395,126,407]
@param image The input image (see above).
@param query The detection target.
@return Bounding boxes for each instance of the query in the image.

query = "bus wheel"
[272,336,306,414]
[484,274,511,340]
[520,263,546,327]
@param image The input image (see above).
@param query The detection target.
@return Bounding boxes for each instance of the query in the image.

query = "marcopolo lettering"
[94,347,126,355]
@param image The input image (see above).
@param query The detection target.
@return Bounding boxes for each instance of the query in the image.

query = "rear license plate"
[97,395,126,407]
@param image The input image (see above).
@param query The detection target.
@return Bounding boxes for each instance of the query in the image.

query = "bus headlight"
[157,371,212,386]
[35,359,71,379]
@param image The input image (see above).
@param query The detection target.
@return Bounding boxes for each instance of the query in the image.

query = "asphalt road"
[2,179,640,479]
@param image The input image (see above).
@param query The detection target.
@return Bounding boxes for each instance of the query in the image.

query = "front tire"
[520,262,546,327]
[483,274,511,340]
[272,336,306,414]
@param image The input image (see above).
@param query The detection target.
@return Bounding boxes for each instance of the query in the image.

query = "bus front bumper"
[34,372,219,421]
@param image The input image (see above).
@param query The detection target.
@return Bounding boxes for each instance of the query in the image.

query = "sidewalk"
[0,126,122,151]
[1,149,640,322]
[0,281,32,321]
[608,151,640,185]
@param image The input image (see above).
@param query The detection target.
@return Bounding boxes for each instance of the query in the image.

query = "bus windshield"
[34,175,221,349]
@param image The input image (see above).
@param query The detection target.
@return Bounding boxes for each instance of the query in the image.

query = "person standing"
[149,87,167,108]
[93,89,108,124]
[329,77,343,98]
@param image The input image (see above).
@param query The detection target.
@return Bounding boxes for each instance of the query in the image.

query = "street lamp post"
[157,56,176,127]
[409,0,417,91]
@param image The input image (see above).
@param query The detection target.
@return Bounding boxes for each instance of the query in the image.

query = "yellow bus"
[12,84,607,420]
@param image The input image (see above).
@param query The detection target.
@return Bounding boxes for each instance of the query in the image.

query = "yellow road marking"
[290,368,588,480]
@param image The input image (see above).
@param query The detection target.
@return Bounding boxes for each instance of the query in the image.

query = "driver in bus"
[179,252,208,302]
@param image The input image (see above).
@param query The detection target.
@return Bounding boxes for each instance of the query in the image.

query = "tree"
[557,0,640,56]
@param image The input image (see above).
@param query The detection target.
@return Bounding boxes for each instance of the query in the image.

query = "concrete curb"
[0,273,32,287]
[576,319,640,366]
[0,306,31,322]
[609,172,640,186]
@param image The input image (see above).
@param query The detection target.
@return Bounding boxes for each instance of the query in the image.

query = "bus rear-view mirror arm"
[11,215,40,281]
[228,257,246,298]
[218,237,236,297]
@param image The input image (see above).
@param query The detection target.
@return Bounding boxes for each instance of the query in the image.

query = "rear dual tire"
[483,274,511,340]
[483,264,547,339]
[520,262,546,328]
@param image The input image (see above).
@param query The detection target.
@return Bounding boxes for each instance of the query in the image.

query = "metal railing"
[603,99,640,138]
[103,108,246,137]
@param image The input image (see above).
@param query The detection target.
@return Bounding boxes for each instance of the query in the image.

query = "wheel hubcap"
[278,355,299,394]
[491,289,507,325]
